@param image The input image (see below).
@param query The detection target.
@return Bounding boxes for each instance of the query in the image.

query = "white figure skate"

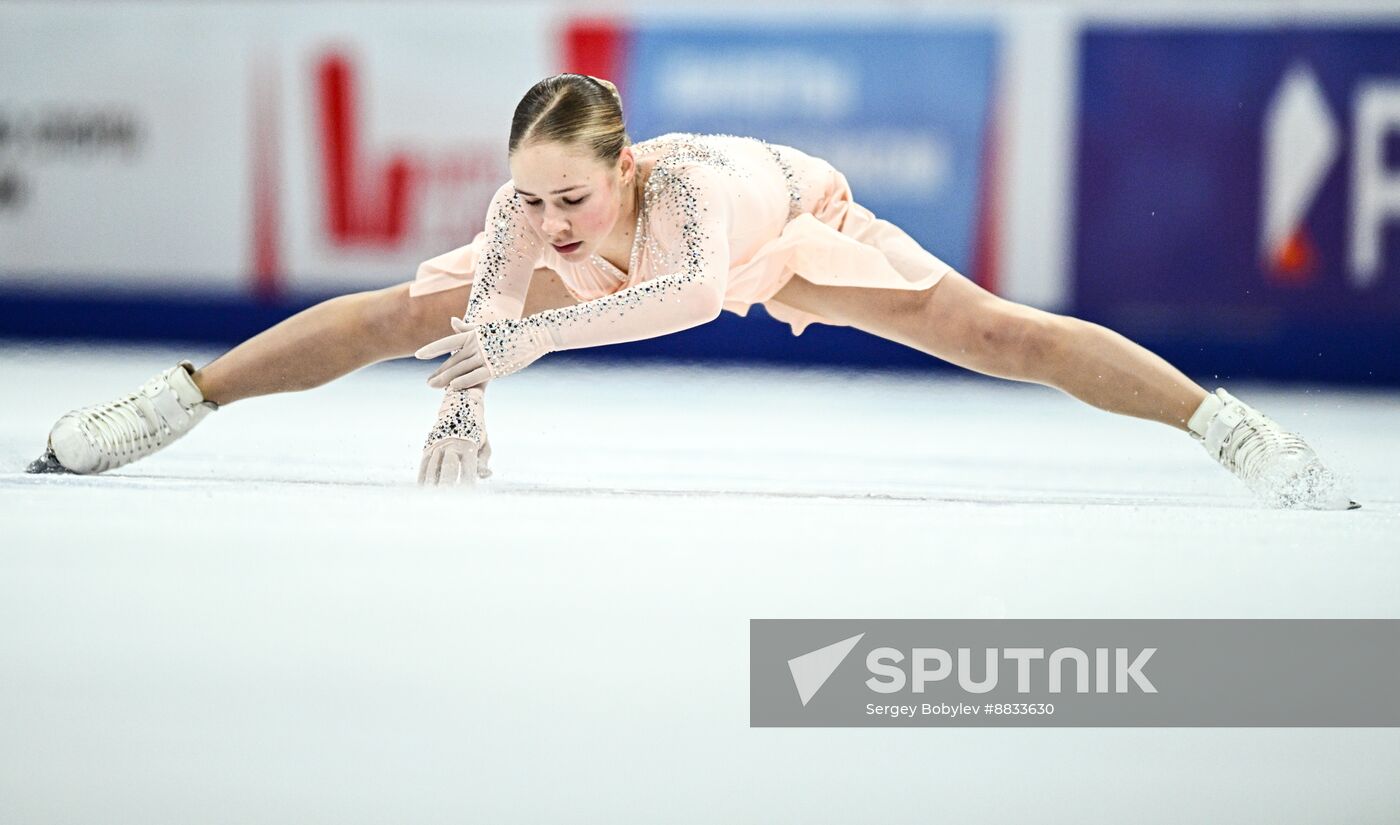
[1188,388,1357,510]
[26,360,217,475]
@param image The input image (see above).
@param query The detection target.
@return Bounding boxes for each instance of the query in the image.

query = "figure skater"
[27,74,1356,509]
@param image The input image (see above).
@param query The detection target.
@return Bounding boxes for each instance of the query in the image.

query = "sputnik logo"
[788,633,863,706]
[316,51,415,247]
[1260,63,1340,283]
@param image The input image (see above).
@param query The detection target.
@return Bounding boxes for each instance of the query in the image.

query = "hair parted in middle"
[509,73,630,164]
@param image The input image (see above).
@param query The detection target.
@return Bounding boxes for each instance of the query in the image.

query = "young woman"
[28,74,1356,509]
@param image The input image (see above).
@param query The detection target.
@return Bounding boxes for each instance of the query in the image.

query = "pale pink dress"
[409,133,952,339]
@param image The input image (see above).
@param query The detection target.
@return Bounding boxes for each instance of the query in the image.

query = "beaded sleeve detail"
[462,183,541,327]
[423,386,486,449]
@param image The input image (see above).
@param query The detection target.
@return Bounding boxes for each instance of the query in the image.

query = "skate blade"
[25,448,72,475]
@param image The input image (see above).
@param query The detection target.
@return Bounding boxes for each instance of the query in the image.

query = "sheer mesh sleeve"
[474,164,731,377]
[457,182,543,326]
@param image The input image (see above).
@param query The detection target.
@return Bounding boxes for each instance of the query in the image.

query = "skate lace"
[1217,408,1312,483]
[79,391,172,465]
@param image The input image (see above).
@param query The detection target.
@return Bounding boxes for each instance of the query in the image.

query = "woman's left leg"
[769,270,1208,430]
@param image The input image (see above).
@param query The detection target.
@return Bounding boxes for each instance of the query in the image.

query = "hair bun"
[510,73,630,160]
[588,76,622,108]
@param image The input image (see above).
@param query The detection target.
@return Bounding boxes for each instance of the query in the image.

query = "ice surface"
[2,342,1398,823]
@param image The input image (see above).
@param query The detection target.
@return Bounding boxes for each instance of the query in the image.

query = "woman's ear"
[617,147,636,185]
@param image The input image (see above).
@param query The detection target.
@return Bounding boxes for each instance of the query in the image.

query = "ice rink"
[2,342,1398,822]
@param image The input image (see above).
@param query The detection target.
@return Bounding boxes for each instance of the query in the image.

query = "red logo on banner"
[317,52,415,247]
[249,48,507,297]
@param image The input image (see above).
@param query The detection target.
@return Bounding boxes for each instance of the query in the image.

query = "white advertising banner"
[0,2,554,297]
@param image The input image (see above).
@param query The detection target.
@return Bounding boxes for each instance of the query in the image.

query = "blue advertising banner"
[620,23,999,278]
[1075,27,1400,383]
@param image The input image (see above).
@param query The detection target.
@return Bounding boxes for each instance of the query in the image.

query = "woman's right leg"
[192,268,576,406]
[31,268,577,474]
[190,283,466,406]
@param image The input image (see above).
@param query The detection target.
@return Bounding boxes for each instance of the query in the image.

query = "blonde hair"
[509,73,629,163]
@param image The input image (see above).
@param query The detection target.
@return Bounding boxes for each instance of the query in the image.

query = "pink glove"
[417,316,555,390]
[418,387,492,487]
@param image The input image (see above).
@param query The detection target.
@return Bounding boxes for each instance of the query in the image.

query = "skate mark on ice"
[4,473,1390,512]
[490,481,1265,509]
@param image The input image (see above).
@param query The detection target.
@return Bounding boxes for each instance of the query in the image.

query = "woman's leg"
[770,270,1208,430]
[192,268,577,406]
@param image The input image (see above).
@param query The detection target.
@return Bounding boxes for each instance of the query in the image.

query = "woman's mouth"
[552,241,582,254]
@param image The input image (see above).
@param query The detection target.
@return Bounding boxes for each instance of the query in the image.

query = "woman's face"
[509,140,633,261]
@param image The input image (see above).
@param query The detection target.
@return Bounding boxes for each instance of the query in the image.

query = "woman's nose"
[540,208,569,236]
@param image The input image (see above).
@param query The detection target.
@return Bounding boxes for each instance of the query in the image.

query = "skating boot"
[26,360,217,475]
[1188,388,1357,510]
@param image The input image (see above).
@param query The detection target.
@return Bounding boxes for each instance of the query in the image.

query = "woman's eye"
[523,198,543,207]
[563,196,588,206]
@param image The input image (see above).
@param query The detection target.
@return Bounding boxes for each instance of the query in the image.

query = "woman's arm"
[423,165,732,388]
[414,182,541,327]
[416,182,540,487]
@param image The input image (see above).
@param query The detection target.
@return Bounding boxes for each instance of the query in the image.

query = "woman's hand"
[416,316,555,390]
[418,386,492,487]
[418,317,494,391]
